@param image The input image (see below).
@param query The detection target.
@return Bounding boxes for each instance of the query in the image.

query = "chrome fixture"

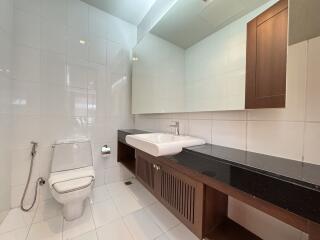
[170,121,180,135]
[20,141,45,212]
[153,163,161,171]
[101,145,111,155]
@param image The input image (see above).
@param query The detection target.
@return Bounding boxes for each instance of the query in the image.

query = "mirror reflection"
[132,0,281,114]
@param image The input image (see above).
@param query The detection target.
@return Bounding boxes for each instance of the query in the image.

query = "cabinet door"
[246,0,288,108]
[157,163,204,238]
[135,150,157,192]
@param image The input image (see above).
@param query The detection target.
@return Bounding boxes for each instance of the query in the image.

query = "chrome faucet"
[170,121,180,135]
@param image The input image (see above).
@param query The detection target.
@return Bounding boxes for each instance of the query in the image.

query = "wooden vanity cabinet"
[135,150,264,239]
[118,141,136,174]
[157,163,205,237]
[245,0,288,109]
[135,150,205,238]
[135,150,158,193]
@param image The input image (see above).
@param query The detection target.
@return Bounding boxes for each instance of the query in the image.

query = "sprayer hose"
[20,150,43,212]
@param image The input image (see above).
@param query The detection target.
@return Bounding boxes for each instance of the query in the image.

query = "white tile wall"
[306,37,320,121]
[212,120,246,150]
[132,33,185,114]
[5,0,137,209]
[0,0,13,33]
[304,122,320,165]
[14,10,40,48]
[0,0,13,220]
[134,38,320,240]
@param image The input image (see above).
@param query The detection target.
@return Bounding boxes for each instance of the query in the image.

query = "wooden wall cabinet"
[245,0,288,109]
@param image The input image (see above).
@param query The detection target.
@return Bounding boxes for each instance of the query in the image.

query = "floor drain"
[124,181,132,185]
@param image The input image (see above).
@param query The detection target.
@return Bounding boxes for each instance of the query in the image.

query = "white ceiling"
[151,0,271,49]
[81,0,156,25]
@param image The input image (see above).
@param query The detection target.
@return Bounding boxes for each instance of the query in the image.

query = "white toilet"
[49,138,95,221]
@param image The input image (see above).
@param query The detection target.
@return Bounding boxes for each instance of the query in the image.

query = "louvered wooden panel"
[135,150,204,238]
[136,154,155,191]
[160,169,196,224]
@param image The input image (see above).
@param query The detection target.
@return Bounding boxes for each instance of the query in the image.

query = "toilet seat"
[49,166,95,194]
[49,139,95,221]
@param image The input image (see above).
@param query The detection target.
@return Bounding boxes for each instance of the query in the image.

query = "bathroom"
[0,0,319,239]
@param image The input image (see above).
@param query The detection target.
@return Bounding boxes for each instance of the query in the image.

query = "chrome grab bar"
[52,175,95,194]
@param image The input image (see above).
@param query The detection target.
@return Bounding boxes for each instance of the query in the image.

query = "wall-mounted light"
[132,57,139,61]
[80,40,86,45]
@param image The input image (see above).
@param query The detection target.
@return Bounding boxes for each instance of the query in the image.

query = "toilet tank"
[51,138,93,172]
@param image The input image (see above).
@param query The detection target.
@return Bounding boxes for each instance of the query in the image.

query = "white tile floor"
[0,178,198,240]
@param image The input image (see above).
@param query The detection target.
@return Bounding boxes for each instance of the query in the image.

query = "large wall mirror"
[132,0,320,114]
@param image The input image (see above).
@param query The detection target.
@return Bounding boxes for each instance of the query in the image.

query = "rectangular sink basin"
[125,133,205,157]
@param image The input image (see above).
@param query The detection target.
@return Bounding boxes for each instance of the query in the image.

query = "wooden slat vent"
[160,171,196,224]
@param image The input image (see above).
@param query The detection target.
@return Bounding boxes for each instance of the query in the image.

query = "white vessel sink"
[125,133,205,157]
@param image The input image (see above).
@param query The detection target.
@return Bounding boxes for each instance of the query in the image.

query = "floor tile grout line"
[108,179,185,238]
[24,200,40,240]
[88,200,100,240]
[0,197,42,239]
[146,204,182,236]
[61,215,64,240]
[121,215,139,240]
[128,204,164,239]
[94,180,164,239]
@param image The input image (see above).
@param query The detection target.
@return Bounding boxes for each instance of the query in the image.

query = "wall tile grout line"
[301,39,310,164]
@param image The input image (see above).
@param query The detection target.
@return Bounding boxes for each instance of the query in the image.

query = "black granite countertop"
[182,144,320,189]
[118,129,320,223]
[169,144,320,224]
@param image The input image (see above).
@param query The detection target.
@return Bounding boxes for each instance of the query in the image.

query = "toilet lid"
[49,166,95,194]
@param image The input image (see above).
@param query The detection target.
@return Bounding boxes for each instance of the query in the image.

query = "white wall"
[8,0,137,208]
[132,33,185,114]
[134,36,320,239]
[0,0,13,222]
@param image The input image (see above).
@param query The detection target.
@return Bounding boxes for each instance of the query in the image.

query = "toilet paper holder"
[101,145,111,155]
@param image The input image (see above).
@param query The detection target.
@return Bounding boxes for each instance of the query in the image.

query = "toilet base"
[63,200,86,221]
